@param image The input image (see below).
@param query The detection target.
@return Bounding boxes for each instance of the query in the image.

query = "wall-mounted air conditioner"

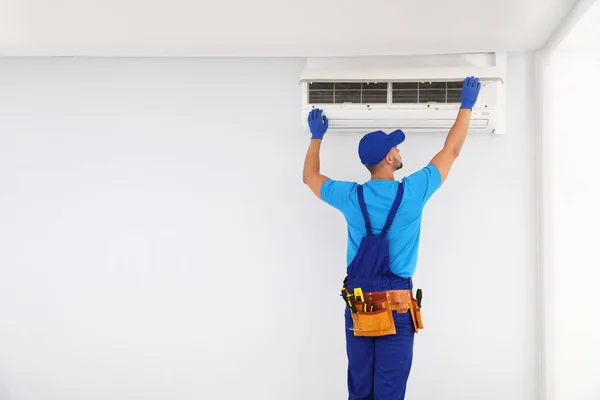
[300,53,507,135]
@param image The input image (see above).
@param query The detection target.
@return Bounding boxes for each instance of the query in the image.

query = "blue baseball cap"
[358,129,406,167]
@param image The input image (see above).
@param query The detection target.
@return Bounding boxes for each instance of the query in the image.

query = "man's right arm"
[430,76,481,184]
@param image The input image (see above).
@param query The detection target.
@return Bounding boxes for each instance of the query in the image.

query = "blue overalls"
[344,181,415,400]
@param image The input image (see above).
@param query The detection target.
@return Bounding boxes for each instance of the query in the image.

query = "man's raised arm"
[430,76,481,184]
[303,108,330,199]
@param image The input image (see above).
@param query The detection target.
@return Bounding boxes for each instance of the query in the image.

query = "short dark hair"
[366,159,385,174]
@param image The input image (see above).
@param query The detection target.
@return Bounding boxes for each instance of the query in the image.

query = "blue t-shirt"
[320,164,442,278]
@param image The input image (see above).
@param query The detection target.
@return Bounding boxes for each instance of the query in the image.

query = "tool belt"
[341,286,424,337]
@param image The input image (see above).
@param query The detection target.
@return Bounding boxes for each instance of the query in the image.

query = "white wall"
[0,54,538,400]
[541,26,600,400]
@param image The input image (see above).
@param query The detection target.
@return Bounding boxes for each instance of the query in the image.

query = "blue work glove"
[460,76,481,110]
[307,108,329,139]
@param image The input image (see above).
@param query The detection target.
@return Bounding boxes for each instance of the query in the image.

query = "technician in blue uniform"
[302,77,481,400]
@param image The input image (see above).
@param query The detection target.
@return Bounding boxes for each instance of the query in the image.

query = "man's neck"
[370,171,395,181]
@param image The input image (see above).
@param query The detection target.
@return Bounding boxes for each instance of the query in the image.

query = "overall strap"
[380,182,405,238]
[357,185,373,236]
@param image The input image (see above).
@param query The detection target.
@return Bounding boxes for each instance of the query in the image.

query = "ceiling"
[0,0,580,57]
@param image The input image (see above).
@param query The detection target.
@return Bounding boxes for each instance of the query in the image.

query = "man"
[302,77,481,400]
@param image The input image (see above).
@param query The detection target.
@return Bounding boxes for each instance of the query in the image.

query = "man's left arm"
[303,109,330,199]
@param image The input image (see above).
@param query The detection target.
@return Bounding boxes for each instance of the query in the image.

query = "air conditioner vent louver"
[308,81,465,105]
[308,82,388,104]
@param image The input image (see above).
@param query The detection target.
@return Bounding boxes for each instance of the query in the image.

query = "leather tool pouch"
[350,305,397,337]
[409,297,424,333]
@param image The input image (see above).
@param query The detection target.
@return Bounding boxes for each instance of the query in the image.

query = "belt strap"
[357,185,372,236]
[351,289,412,304]
[381,182,404,237]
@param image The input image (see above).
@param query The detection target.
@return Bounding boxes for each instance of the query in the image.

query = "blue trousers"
[345,308,415,400]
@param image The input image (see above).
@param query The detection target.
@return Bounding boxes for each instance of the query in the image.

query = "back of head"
[358,130,405,179]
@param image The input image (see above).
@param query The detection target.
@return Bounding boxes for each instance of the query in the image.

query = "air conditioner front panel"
[328,118,488,130]
[301,107,495,134]
[319,119,491,135]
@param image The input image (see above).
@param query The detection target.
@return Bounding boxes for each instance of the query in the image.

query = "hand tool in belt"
[341,288,358,313]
